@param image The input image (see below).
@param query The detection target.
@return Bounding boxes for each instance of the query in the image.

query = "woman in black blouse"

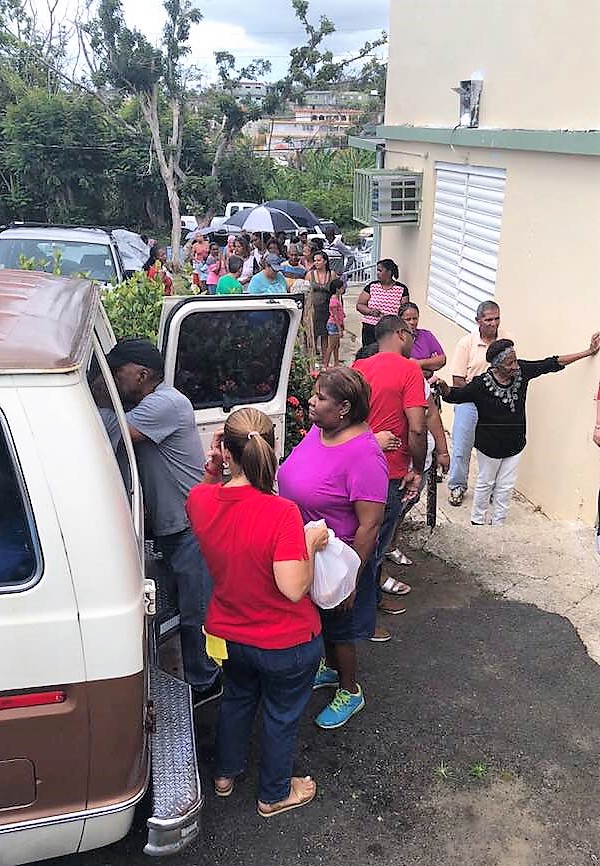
[435,334,600,526]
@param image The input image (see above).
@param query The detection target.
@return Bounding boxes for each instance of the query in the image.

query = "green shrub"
[101,272,165,343]
[285,336,316,457]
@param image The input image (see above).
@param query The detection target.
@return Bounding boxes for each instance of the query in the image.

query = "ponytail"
[223,408,277,493]
[378,258,399,280]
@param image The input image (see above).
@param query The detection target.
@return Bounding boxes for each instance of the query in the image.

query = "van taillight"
[0,691,66,710]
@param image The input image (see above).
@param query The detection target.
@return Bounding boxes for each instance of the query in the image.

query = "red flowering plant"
[284,337,315,457]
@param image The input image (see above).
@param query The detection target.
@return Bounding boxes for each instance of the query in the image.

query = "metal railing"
[344,259,377,284]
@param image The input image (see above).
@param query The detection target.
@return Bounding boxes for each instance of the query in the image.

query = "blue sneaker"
[313,658,339,690]
[314,686,365,729]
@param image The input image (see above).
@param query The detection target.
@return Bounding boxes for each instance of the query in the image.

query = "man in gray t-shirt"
[126,383,205,536]
[106,338,220,706]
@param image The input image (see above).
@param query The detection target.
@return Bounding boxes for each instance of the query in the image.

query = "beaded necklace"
[481,368,522,413]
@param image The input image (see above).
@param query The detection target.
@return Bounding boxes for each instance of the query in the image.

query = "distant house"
[352,0,600,523]
[231,80,267,104]
[304,90,371,108]
[254,107,362,154]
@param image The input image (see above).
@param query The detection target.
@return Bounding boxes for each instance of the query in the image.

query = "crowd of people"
[97,243,600,821]
[147,227,361,370]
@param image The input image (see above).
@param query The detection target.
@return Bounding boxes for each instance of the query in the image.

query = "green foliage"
[270,0,387,106]
[469,762,488,780]
[17,248,73,276]
[0,0,385,239]
[2,90,114,223]
[216,141,273,205]
[266,148,375,233]
[86,0,165,94]
[285,337,316,457]
[101,272,165,342]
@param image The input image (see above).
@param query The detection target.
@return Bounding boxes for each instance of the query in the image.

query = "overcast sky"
[122,0,390,83]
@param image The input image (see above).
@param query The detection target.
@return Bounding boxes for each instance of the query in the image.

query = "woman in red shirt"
[144,244,173,295]
[186,408,327,818]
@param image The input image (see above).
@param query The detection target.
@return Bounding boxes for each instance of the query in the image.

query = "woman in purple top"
[278,367,388,730]
[400,302,446,376]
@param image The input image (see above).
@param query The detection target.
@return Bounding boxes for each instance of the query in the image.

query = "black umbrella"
[222,205,300,233]
[263,199,321,230]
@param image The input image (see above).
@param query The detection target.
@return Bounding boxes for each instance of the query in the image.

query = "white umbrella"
[223,205,300,233]
[185,226,214,241]
[112,229,149,272]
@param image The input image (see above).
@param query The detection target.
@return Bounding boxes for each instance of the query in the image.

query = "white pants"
[471,451,522,526]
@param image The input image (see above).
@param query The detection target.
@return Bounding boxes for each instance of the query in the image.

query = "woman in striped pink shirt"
[356,259,409,347]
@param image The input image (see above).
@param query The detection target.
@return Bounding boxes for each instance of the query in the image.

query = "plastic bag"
[306,520,361,609]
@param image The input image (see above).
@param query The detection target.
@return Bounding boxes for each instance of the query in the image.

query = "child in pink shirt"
[324,278,345,368]
[206,242,227,295]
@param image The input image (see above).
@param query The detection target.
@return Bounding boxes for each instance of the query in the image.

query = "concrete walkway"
[403,487,600,665]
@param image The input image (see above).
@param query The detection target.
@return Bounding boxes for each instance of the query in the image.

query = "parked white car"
[0,225,127,285]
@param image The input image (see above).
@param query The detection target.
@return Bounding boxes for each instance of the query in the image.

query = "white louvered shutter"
[427,163,506,330]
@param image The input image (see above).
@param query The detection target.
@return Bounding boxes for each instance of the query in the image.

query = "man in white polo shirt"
[447,301,510,506]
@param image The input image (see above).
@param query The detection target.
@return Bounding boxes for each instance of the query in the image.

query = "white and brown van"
[0,270,302,865]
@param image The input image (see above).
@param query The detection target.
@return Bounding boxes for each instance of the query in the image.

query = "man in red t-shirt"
[353,315,427,621]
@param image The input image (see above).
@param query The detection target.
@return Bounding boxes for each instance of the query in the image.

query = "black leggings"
[361,322,377,347]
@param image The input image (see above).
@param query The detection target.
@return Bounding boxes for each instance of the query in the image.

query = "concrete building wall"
[379,141,600,523]
[386,0,600,130]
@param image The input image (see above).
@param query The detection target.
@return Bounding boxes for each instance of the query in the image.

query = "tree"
[265,148,375,234]
[2,89,115,222]
[209,52,271,177]
[267,0,387,110]
[84,0,201,267]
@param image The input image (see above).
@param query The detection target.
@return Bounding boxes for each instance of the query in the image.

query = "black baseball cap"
[106,338,165,374]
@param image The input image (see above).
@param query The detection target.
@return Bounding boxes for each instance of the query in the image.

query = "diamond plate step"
[144,666,202,856]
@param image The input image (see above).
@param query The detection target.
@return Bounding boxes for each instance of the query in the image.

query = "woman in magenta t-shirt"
[186,408,328,818]
[278,367,388,731]
[399,302,446,377]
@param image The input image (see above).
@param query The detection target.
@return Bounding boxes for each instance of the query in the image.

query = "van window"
[87,351,134,504]
[173,309,290,410]
[0,416,39,589]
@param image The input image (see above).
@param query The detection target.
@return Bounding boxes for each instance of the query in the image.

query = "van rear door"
[159,294,303,458]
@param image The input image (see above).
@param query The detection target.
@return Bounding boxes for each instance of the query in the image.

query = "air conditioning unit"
[353,169,422,225]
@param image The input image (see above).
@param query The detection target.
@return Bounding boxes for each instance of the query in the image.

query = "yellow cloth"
[203,628,228,666]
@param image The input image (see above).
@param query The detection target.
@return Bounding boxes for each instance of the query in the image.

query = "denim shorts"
[326,323,340,336]
[319,557,377,642]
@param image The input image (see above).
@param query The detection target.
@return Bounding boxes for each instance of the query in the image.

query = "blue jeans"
[372,473,430,602]
[156,527,218,691]
[448,402,478,492]
[372,479,406,604]
[215,635,323,803]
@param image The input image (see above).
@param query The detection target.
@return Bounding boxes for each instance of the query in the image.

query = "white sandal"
[380,576,411,596]
[385,548,413,566]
